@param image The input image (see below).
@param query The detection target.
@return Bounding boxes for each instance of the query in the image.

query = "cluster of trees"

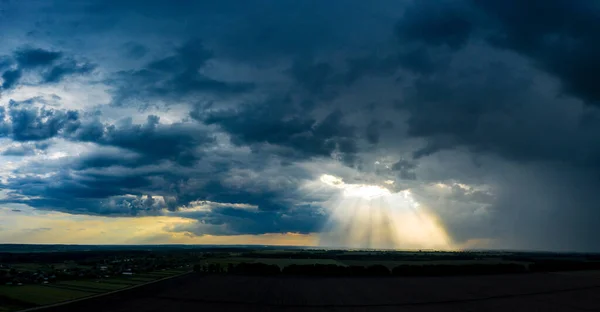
[0,267,56,285]
[236,251,481,261]
[194,262,530,277]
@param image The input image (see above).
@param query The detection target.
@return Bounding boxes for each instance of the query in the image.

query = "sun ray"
[317,174,453,250]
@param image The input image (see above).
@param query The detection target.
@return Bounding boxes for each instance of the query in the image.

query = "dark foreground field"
[34,271,600,312]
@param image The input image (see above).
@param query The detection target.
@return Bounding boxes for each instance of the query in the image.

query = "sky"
[0,0,599,252]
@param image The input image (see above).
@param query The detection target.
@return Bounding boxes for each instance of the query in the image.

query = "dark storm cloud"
[70,149,144,170]
[398,60,534,159]
[207,0,402,62]
[287,59,339,98]
[487,165,600,252]
[0,168,167,216]
[0,47,94,90]
[190,180,289,213]
[0,101,79,141]
[14,48,62,68]
[395,1,474,50]
[388,0,600,248]
[203,98,357,163]
[0,58,12,71]
[43,59,96,83]
[392,0,600,105]
[110,40,254,107]
[73,115,215,166]
[365,120,393,145]
[311,1,476,86]
[122,42,148,59]
[0,106,220,215]
[1,69,21,90]
[7,0,399,235]
[0,153,316,219]
[475,0,600,106]
[0,105,315,218]
[176,207,323,236]
[389,0,600,169]
[391,159,417,181]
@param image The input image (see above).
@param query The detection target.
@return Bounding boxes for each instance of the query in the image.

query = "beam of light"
[343,184,391,200]
[317,174,453,250]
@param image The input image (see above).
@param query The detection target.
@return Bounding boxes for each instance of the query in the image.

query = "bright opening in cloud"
[343,184,391,200]
[320,174,391,199]
[318,174,453,250]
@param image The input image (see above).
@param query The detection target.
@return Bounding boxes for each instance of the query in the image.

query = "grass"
[253,258,345,268]
[0,285,93,306]
[11,263,93,272]
[95,279,140,286]
[0,269,189,311]
[58,280,128,291]
[341,259,529,269]
[144,270,186,277]
[205,257,345,269]
[10,263,45,272]
[206,257,529,270]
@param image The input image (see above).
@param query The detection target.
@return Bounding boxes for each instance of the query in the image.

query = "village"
[0,255,192,286]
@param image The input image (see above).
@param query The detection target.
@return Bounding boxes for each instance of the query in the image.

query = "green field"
[0,269,189,311]
[340,259,530,269]
[58,280,129,291]
[203,257,531,270]
[205,257,345,269]
[0,285,93,306]
[250,258,344,268]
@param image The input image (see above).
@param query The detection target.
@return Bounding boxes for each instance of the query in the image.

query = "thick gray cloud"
[1,70,22,90]
[202,98,358,164]
[14,48,62,69]
[0,47,94,91]
[109,40,254,108]
[0,101,79,141]
[73,115,215,165]
[1,0,600,251]
[476,0,600,106]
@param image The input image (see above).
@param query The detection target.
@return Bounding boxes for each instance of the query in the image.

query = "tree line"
[194,262,530,277]
[194,260,600,277]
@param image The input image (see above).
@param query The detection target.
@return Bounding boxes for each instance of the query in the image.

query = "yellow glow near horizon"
[318,174,453,250]
[0,208,317,246]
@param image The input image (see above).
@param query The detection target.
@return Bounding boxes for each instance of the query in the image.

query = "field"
[2,246,600,311]
[201,255,530,271]
[340,258,528,269]
[32,271,600,312]
[0,285,92,305]
[0,269,188,311]
[205,257,345,269]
